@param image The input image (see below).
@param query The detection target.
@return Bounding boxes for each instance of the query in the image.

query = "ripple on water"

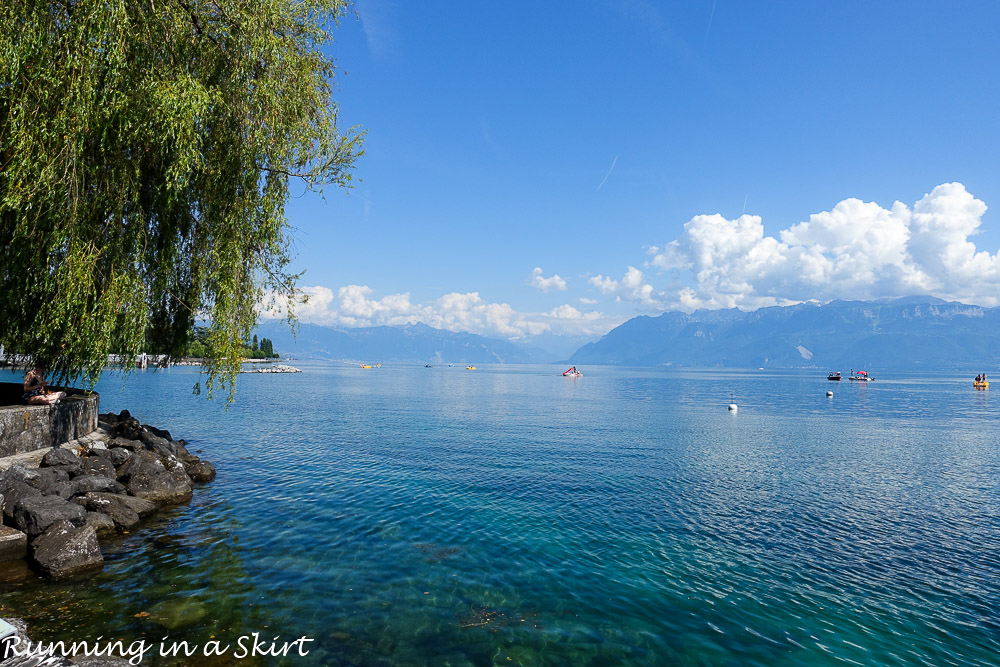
[1,365,1000,665]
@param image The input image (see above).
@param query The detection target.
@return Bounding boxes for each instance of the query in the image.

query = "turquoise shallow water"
[2,363,1000,665]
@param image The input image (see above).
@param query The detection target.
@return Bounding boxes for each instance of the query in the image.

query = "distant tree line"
[185,328,277,360]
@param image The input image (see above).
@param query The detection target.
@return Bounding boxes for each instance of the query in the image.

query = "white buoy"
[728,392,738,412]
[826,390,834,397]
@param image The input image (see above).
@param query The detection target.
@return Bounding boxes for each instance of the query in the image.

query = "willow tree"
[0,0,363,397]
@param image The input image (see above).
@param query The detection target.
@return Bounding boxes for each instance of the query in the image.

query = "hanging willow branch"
[0,0,364,400]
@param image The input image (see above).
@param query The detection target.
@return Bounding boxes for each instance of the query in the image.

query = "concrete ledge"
[0,385,98,458]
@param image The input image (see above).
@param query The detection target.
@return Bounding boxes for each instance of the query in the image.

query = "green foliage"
[0,0,363,398]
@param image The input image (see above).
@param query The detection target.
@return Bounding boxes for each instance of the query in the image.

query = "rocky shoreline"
[0,410,215,580]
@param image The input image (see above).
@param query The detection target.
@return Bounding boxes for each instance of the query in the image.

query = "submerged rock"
[0,525,27,562]
[146,598,207,630]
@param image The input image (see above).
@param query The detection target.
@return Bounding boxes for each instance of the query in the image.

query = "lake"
[1,363,999,665]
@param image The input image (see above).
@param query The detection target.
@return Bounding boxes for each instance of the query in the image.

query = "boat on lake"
[974,380,989,389]
[849,370,872,381]
[466,365,476,370]
[827,371,841,381]
[562,366,582,377]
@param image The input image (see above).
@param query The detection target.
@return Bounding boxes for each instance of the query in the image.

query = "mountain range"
[568,297,1000,370]
[254,321,548,364]
[255,297,1000,369]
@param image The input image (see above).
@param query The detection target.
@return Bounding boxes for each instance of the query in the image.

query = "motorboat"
[849,370,872,381]
[827,372,841,381]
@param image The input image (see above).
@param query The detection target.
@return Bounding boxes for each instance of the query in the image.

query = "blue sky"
[277,1,1000,345]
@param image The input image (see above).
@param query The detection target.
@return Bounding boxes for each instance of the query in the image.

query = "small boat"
[360,364,372,369]
[827,372,841,381]
[974,380,989,389]
[425,364,433,368]
[849,370,872,382]
[562,366,582,377]
[466,365,476,370]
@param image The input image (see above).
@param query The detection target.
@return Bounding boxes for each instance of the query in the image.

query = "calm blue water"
[2,363,1000,666]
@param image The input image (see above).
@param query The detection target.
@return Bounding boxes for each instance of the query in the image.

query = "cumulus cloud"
[261,285,617,339]
[529,267,568,292]
[639,182,1000,310]
[589,266,665,307]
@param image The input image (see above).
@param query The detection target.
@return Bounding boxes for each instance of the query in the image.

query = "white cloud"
[261,285,615,338]
[643,182,1000,310]
[578,297,599,305]
[589,266,665,307]
[529,267,568,292]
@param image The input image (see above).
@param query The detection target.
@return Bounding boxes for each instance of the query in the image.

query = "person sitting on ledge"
[23,362,66,405]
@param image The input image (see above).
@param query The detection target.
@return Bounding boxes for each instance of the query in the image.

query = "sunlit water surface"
[2,363,999,666]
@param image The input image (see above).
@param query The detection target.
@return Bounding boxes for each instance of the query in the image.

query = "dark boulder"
[184,460,216,483]
[28,467,71,492]
[85,511,117,538]
[116,450,164,483]
[13,495,87,537]
[71,475,126,497]
[143,424,173,442]
[0,464,40,486]
[30,519,103,579]
[127,469,193,505]
[108,437,144,452]
[43,481,76,500]
[106,448,132,466]
[139,430,178,457]
[116,494,158,519]
[80,456,117,479]
[116,416,143,441]
[41,448,82,469]
[79,493,140,531]
[0,481,42,521]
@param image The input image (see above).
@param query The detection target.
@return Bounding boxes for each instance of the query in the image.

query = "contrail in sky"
[705,0,718,44]
[596,154,619,191]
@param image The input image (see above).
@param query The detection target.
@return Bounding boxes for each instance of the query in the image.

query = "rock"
[43,481,76,500]
[127,469,192,505]
[41,448,82,468]
[108,437,143,452]
[0,526,28,562]
[30,519,103,579]
[84,511,117,537]
[146,598,207,630]
[116,416,143,441]
[175,442,200,463]
[79,493,140,531]
[71,475,126,496]
[0,464,40,486]
[184,460,216,483]
[30,466,71,492]
[116,450,164,483]
[143,424,173,442]
[80,456,117,479]
[106,448,132,467]
[115,494,158,519]
[139,430,178,457]
[13,495,87,537]
[0,481,42,521]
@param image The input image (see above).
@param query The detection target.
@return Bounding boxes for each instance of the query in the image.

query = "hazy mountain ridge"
[568,297,1000,369]
[254,321,547,364]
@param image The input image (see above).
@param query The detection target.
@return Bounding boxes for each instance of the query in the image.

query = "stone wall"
[0,384,98,458]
